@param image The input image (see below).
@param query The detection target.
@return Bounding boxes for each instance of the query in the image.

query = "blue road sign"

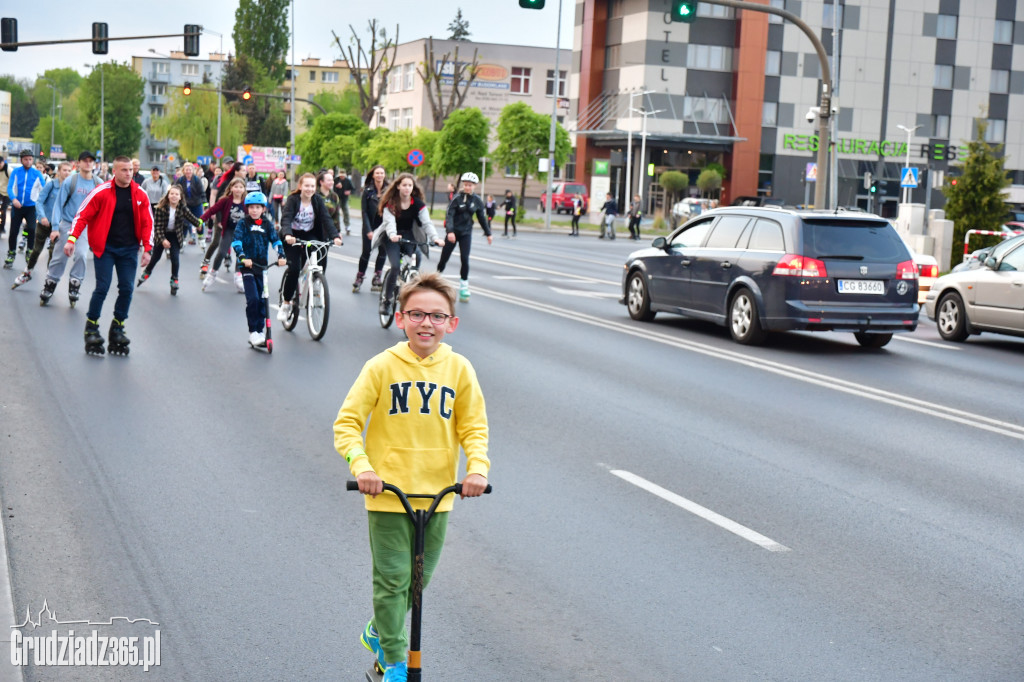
[196,155,213,166]
[242,155,254,165]
[407,149,424,167]
[212,146,224,159]
[900,167,919,188]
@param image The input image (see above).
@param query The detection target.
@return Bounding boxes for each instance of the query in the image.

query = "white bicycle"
[277,239,332,341]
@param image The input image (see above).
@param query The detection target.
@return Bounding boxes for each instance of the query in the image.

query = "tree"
[358,128,438,177]
[222,54,288,147]
[492,101,571,209]
[77,63,145,159]
[447,9,471,41]
[150,89,246,162]
[31,68,82,114]
[31,116,74,154]
[301,86,363,128]
[659,170,689,222]
[296,112,367,173]
[0,75,39,137]
[943,119,1012,265]
[434,107,490,184]
[417,36,480,131]
[696,169,722,197]
[333,21,399,125]
[233,0,290,83]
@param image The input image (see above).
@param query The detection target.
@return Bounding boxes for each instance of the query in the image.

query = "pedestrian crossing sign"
[900,167,919,188]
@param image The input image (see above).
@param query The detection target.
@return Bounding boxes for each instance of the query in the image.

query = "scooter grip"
[454,483,493,495]
[346,481,359,491]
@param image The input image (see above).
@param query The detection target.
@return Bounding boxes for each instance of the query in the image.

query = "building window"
[151,84,166,96]
[684,96,730,123]
[309,70,316,82]
[504,163,520,177]
[991,69,1010,93]
[931,114,950,138]
[608,0,623,18]
[285,69,293,81]
[985,119,1006,144]
[154,62,169,74]
[934,64,953,89]
[402,107,413,129]
[936,14,957,39]
[686,44,733,71]
[404,63,415,91]
[546,69,567,97]
[181,63,199,76]
[604,45,621,70]
[391,68,402,94]
[388,109,399,132]
[511,67,532,94]
[322,71,339,83]
[765,50,781,76]
[768,0,784,24]
[995,20,1013,44]
[762,102,778,126]
[150,105,164,118]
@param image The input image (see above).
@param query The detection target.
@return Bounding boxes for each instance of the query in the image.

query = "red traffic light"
[182,82,192,96]
[241,88,252,101]
[950,178,958,186]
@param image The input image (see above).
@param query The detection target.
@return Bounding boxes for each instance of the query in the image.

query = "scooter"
[346,480,492,681]
[248,262,279,354]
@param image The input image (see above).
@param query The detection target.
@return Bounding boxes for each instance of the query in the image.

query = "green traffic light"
[519,0,546,8]
[671,1,698,23]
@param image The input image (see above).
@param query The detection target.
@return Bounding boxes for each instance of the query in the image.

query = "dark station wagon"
[621,207,920,347]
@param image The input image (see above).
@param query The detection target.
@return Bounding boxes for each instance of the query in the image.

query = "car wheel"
[728,288,767,345]
[936,292,969,342]
[854,332,892,348]
[626,271,655,321]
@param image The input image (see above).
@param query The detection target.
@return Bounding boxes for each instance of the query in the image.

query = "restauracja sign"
[783,134,969,161]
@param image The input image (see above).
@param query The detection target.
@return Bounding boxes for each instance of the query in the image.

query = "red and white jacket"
[68,180,154,258]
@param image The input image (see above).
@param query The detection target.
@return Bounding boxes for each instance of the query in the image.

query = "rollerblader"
[354,165,388,294]
[63,155,153,357]
[500,189,516,238]
[599,192,618,240]
[44,151,103,305]
[334,272,490,682]
[437,172,492,303]
[6,149,45,269]
[12,161,70,289]
[137,185,202,295]
[199,177,248,292]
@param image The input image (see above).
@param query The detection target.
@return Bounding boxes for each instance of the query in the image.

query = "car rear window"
[562,184,586,195]
[747,219,786,251]
[801,219,909,262]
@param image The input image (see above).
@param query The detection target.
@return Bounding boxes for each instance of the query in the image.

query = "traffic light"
[519,0,546,7]
[241,88,252,101]
[1,18,17,52]
[950,178,958,187]
[869,180,877,194]
[184,24,200,57]
[91,22,108,55]
[671,0,698,23]
[183,82,192,96]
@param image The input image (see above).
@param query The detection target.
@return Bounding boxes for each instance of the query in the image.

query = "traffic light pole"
[0,30,200,50]
[698,0,832,210]
[183,84,328,116]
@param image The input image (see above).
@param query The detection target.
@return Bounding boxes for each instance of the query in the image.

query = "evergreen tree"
[448,9,471,41]
[942,119,1012,265]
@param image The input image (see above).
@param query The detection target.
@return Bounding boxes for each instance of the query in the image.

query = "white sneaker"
[202,270,216,291]
[248,331,265,347]
[277,302,291,321]
[234,271,244,293]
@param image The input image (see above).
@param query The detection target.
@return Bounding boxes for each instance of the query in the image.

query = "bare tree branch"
[416,36,481,131]
[332,20,399,125]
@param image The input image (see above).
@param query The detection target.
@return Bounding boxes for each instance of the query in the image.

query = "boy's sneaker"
[248,331,265,347]
[360,621,385,670]
[382,661,407,682]
[233,270,244,292]
[277,302,292,322]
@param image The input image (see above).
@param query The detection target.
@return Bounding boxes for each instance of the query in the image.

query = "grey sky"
[0,1,574,83]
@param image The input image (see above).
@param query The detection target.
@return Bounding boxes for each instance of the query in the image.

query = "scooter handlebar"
[345,480,492,495]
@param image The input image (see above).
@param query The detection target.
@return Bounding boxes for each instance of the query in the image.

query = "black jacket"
[280,192,340,242]
[445,192,490,236]
[361,183,386,236]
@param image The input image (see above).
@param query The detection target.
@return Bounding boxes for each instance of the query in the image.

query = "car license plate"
[837,279,885,294]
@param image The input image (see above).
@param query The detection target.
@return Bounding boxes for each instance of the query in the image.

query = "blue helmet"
[244,191,268,206]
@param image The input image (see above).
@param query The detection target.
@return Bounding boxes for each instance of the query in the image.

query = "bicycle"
[378,238,428,329]
[277,239,332,341]
[346,479,491,682]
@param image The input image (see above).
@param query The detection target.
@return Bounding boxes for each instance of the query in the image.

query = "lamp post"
[896,123,921,204]
[200,27,225,148]
[625,90,652,212]
[289,0,296,156]
[542,0,564,232]
[631,105,664,212]
[39,79,56,152]
[480,156,487,199]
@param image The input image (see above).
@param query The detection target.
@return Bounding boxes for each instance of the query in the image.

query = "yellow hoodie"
[333,341,490,513]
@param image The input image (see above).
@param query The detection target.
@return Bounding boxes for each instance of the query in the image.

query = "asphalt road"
[0,232,1021,680]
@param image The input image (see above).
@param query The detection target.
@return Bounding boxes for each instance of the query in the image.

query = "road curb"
[0,489,24,682]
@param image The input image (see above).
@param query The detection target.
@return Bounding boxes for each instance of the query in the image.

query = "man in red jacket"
[64,156,154,356]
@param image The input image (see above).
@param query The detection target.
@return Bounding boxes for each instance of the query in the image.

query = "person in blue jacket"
[5,149,46,268]
[231,191,286,348]
[11,162,71,288]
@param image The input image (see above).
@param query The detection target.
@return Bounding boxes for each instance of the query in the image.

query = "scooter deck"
[364,663,383,681]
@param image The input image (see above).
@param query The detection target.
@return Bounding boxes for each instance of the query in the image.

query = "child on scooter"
[231,191,286,348]
[333,271,490,682]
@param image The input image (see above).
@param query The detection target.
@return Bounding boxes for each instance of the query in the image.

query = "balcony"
[149,72,171,83]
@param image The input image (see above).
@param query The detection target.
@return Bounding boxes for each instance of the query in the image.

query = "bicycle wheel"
[378,267,394,329]
[306,271,330,340]
[277,274,298,331]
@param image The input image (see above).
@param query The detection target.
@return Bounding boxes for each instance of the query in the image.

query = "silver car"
[925,235,1024,341]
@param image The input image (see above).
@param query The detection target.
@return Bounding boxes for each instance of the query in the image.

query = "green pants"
[367,510,449,664]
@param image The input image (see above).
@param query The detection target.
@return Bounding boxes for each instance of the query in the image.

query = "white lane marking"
[496,243,626,268]
[891,335,961,351]
[468,254,619,285]
[611,470,791,552]
[549,286,620,299]
[471,285,1024,442]
[493,275,543,281]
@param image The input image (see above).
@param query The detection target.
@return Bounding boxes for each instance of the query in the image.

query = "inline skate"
[68,278,81,307]
[108,319,130,356]
[84,319,104,356]
[39,277,57,305]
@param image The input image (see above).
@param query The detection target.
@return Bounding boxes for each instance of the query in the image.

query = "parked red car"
[539,183,588,214]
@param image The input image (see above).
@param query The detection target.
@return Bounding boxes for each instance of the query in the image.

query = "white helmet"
[460,172,479,184]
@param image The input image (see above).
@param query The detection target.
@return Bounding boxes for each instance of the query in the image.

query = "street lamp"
[542,0,564,233]
[625,89,652,212]
[199,27,225,148]
[896,124,921,204]
[38,78,56,153]
[630,104,664,212]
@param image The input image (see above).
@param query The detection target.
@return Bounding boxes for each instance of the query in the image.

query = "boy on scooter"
[333,272,490,682]
[231,191,286,348]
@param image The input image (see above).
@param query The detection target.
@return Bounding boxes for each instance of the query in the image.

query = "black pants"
[383,239,420,300]
[282,239,328,301]
[145,235,182,278]
[25,221,55,270]
[212,226,235,271]
[437,231,472,280]
[503,213,516,236]
[357,229,387,275]
[628,216,641,239]
[0,195,9,233]
[8,205,36,254]
[571,214,581,234]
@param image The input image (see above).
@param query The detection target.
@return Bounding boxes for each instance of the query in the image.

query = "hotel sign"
[783,134,968,161]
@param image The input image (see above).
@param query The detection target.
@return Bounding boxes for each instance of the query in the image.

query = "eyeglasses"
[401,310,453,325]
